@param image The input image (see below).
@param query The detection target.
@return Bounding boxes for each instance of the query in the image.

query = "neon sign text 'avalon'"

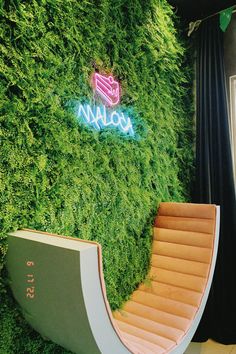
[77,104,134,136]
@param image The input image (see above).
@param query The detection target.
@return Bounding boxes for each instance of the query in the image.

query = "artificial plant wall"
[0,0,193,352]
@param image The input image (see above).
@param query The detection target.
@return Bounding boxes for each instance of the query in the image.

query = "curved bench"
[6,202,220,354]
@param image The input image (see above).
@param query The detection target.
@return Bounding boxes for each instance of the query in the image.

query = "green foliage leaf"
[0,0,194,352]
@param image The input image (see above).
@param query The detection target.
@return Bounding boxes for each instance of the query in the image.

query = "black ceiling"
[168,0,236,21]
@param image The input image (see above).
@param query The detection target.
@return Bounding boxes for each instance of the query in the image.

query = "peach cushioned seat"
[113,202,220,353]
[6,202,220,354]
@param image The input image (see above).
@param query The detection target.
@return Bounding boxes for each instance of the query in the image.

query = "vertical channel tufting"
[114,202,217,353]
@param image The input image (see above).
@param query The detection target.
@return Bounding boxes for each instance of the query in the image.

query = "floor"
[185,340,236,354]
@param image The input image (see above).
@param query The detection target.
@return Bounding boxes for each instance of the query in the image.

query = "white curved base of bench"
[7,230,129,354]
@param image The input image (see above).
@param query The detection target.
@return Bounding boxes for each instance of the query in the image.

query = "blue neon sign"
[75,103,134,137]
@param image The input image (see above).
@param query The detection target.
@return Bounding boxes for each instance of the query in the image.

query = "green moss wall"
[0,0,193,352]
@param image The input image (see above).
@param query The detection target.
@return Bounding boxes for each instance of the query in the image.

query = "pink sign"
[92,73,120,106]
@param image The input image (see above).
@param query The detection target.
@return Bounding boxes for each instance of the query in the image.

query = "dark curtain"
[193,16,236,344]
